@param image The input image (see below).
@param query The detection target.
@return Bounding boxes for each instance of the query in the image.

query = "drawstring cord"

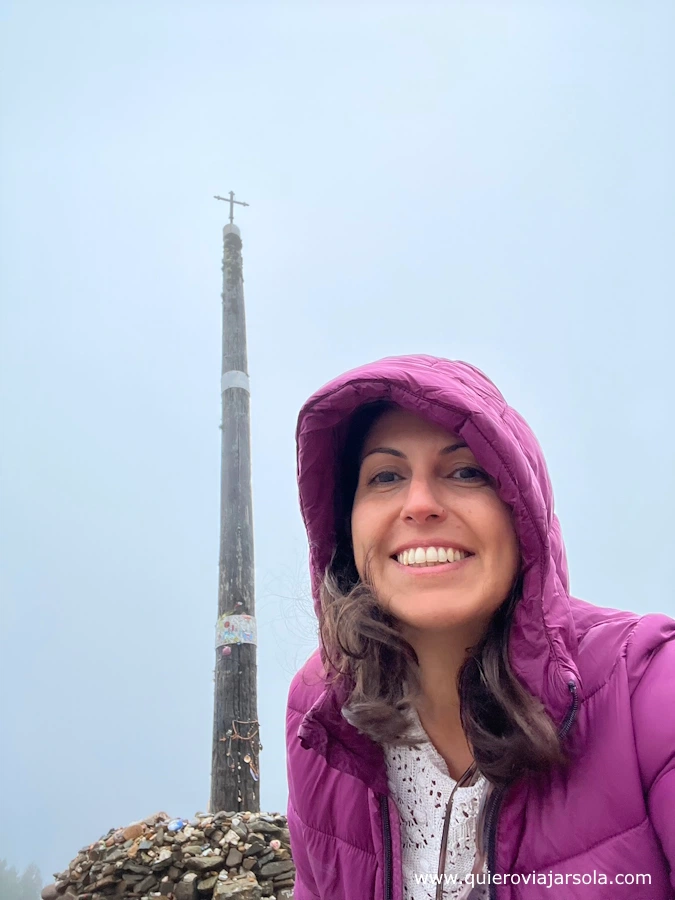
[435,761,480,900]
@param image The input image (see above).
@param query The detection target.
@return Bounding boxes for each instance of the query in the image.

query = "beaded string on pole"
[221,718,262,802]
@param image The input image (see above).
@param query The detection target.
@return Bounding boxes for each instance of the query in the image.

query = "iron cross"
[214,191,250,225]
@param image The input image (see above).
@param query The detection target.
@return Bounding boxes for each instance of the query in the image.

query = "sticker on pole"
[216,614,257,648]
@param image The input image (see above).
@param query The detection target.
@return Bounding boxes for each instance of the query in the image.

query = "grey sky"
[1,0,673,886]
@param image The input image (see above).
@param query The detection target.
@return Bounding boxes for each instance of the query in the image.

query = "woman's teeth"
[395,547,471,566]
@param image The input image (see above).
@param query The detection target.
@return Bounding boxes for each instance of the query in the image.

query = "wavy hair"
[318,401,565,787]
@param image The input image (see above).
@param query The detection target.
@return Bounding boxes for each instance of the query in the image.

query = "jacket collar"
[297,675,390,795]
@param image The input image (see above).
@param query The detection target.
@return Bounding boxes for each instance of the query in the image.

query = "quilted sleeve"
[286,695,321,899]
[629,620,675,890]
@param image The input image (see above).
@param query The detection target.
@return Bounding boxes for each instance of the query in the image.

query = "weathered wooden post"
[210,191,260,813]
[37,193,300,900]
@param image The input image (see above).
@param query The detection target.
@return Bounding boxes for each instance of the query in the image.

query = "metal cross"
[214,191,250,225]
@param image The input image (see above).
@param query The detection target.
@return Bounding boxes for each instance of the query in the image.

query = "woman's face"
[350,407,519,635]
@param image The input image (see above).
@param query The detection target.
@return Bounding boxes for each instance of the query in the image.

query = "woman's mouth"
[392,546,473,566]
[389,546,475,573]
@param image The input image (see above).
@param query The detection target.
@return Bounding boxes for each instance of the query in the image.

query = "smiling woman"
[285,356,675,900]
[351,407,519,636]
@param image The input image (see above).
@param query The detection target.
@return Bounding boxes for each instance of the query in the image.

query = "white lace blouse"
[383,716,489,900]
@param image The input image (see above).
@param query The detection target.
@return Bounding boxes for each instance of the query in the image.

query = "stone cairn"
[40,811,296,900]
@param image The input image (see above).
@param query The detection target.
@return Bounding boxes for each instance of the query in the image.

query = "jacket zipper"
[558,680,578,739]
[380,793,393,900]
[486,680,579,900]
[485,784,506,900]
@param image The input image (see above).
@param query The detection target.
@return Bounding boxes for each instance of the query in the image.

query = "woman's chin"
[391,603,480,634]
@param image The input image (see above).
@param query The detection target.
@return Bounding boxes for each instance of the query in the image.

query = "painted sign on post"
[215,613,257,648]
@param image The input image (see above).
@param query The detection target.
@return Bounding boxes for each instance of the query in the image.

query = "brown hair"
[318,401,564,787]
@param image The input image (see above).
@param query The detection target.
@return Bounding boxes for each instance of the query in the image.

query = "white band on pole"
[221,370,250,393]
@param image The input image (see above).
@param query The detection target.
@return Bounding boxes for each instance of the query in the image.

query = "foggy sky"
[1,0,673,886]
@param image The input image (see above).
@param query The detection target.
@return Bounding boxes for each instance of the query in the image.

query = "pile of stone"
[40,811,296,900]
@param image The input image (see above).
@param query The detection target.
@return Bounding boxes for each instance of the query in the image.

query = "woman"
[285,354,674,900]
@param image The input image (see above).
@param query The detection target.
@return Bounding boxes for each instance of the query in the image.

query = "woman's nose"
[399,476,447,523]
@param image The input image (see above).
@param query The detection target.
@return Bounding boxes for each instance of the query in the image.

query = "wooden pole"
[210,198,259,814]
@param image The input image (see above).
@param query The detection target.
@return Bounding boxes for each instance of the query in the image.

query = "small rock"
[225,848,243,868]
[196,874,219,892]
[259,861,295,879]
[137,874,160,893]
[124,863,153,875]
[248,822,280,835]
[123,823,145,841]
[184,856,224,873]
[150,850,173,872]
[213,872,262,899]
[174,875,198,900]
[90,875,118,891]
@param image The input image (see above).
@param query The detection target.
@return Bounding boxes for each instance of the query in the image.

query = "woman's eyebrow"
[361,441,468,462]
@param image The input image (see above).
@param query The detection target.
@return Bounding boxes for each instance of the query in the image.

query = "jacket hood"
[295,354,580,723]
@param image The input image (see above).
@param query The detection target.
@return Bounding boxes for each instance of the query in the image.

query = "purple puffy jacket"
[286,355,675,899]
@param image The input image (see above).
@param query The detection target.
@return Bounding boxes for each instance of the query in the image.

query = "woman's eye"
[451,466,488,483]
[368,470,401,485]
